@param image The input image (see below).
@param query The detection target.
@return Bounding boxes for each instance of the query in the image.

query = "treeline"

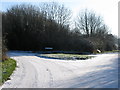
[2,2,118,53]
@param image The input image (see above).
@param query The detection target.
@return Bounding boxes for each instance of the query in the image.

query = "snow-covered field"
[1,51,118,88]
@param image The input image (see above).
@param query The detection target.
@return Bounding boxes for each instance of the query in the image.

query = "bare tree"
[76,10,108,37]
[39,2,72,26]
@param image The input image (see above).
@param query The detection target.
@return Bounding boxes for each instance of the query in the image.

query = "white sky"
[1,0,119,37]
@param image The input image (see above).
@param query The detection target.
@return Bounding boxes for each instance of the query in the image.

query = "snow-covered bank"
[1,51,118,88]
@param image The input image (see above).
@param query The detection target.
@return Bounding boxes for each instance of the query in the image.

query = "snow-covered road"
[1,52,118,88]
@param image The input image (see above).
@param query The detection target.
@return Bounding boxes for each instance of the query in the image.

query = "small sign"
[45,47,53,50]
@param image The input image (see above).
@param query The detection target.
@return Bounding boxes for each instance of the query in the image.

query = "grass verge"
[102,50,119,53]
[95,50,120,54]
[39,53,94,60]
[0,58,16,85]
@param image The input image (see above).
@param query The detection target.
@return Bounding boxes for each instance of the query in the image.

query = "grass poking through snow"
[39,53,94,60]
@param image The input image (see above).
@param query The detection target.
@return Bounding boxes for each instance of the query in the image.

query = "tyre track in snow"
[1,52,118,88]
[2,55,39,88]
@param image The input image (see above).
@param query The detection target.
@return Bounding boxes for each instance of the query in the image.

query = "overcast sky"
[1,0,119,37]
